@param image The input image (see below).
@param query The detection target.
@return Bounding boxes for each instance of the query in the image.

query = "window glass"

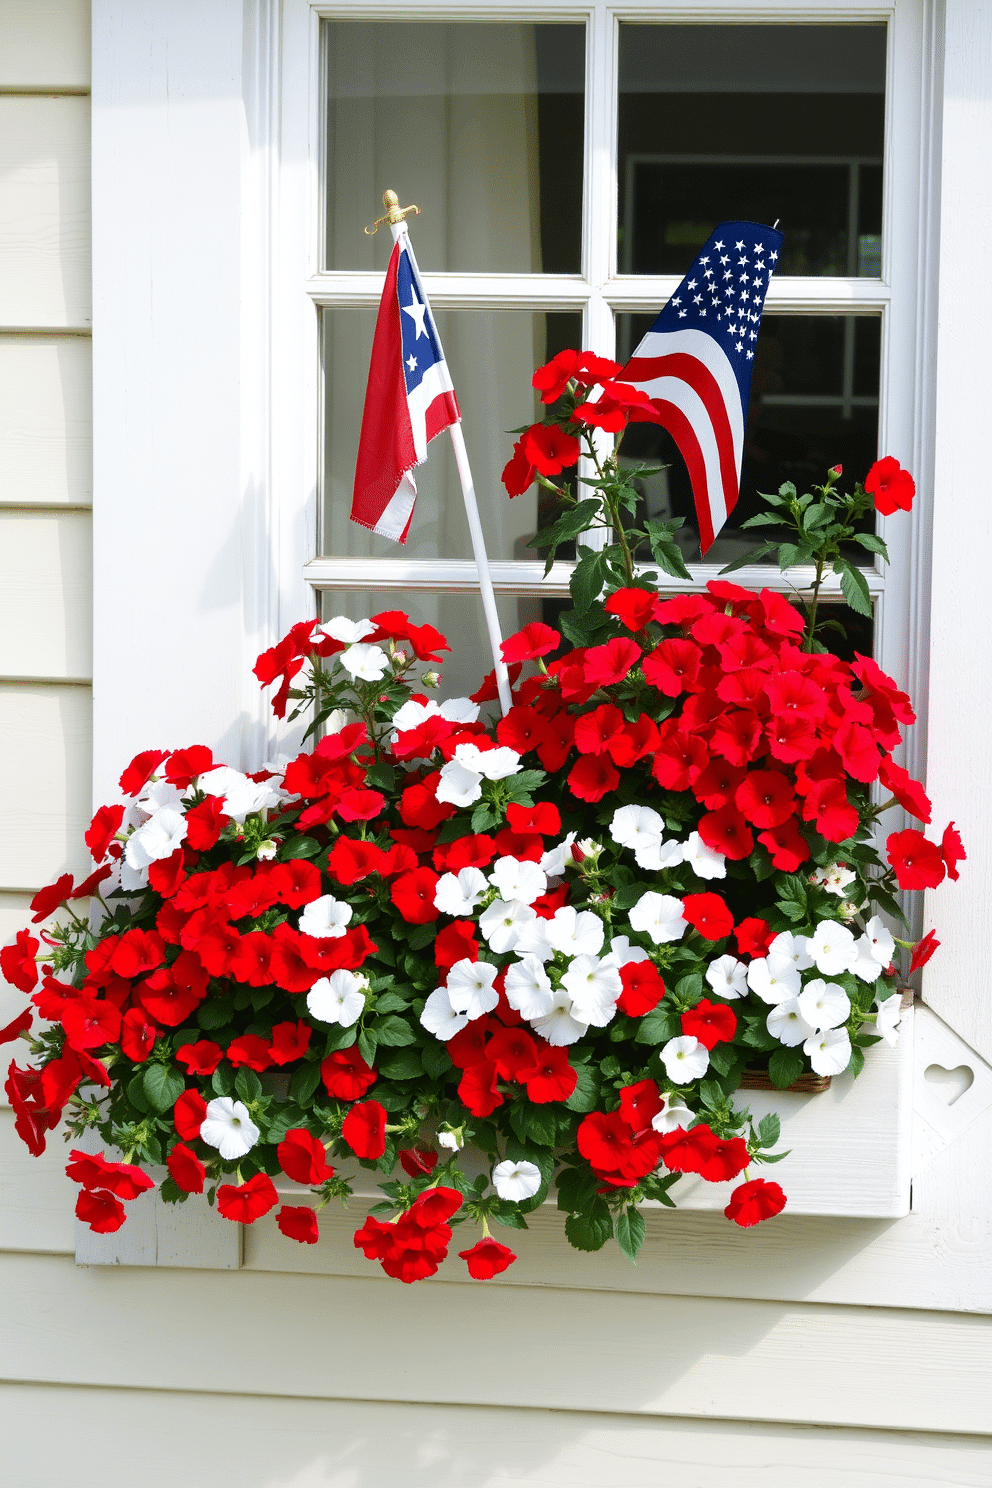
[321,309,582,561]
[618,24,886,277]
[324,21,585,274]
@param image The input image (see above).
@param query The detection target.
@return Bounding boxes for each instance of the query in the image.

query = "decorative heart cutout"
[924,1062,974,1106]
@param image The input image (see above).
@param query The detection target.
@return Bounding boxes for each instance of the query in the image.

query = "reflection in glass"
[324,21,585,274]
[616,313,881,566]
[321,309,581,562]
[618,25,885,277]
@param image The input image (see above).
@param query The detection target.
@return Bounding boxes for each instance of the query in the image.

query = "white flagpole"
[388,211,513,717]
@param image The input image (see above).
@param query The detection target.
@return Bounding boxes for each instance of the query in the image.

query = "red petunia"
[459,1238,517,1279]
[85,804,125,862]
[111,928,167,979]
[120,1007,159,1063]
[758,818,811,873]
[877,756,931,823]
[29,873,74,924]
[65,1148,155,1199]
[60,996,122,1052]
[277,1205,320,1244]
[568,754,620,803]
[735,770,796,829]
[167,1142,206,1194]
[278,1128,335,1185]
[173,1090,207,1140]
[642,638,702,696]
[583,636,642,687]
[618,1078,663,1135]
[725,1177,787,1227]
[119,749,168,796]
[75,1187,127,1233]
[886,829,946,890]
[573,704,626,756]
[390,867,440,925]
[185,796,231,851]
[909,929,940,974]
[941,822,966,882]
[501,622,561,663]
[458,1058,504,1117]
[0,1008,33,1045]
[681,894,734,942]
[605,587,659,633]
[617,961,666,1017]
[1,929,40,993]
[268,1020,312,1066]
[681,998,737,1050]
[399,1145,439,1178]
[335,788,386,823]
[506,801,561,836]
[327,836,387,885]
[652,724,708,791]
[520,421,580,475]
[519,1042,577,1103]
[692,761,748,811]
[321,1047,377,1100]
[446,1018,493,1070]
[148,850,186,898]
[802,779,860,844]
[485,1025,538,1082]
[164,745,214,787]
[698,805,754,862]
[342,1100,387,1160]
[226,1034,272,1072]
[216,1172,279,1224]
[865,456,915,516]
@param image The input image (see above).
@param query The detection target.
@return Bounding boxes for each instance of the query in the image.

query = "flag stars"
[678,309,687,318]
[693,294,703,304]
[406,354,417,371]
[770,249,779,261]
[736,341,744,351]
[738,256,749,266]
[402,296,428,338]
[699,255,710,264]
[746,350,754,359]
[753,243,764,253]
[714,240,724,249]
[672,296,682,305]
[687,278,698,289]
[735,240,745,249]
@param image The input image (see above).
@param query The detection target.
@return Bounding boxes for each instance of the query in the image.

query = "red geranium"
[725,1177,787,1227]
[216,1173,279,1224]
[459,1238,517,1279]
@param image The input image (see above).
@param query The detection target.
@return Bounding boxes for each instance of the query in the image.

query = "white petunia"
[766,996,816,1047]
[306,969,367,1027]
[479,898,537,955]
[476,746,522,781]
[804,1026,853,1076]
[651,1094,695,1135]
[513,916,554,963]
[807,920,859,977]
[797,978,851,1032]
[435,758,483,807]
[446,959,500,1021]
[539,832,577,877]
[197,766,281,822]
[611,804,665,849]
[437,1126,464,1151]
[850,934,886,984]
[629,892,687,945]
[124,807,188,869]
[706,954,748,1000]
[865,914,896,967]
[339,642,390,682]
[503,956,554,1019]
[434,866,488,917]
[545,906,605,959]
[876,992,903,1047]
[391,697,439,732]
[298,894,352,939]
[529,990,588,1046]
[634,835,685,872]
[320,615,377,645]
[492,1159,543,1202]
[490,857,547,907]
[811,862,858,896]
[767,930,815,973]
[136,778,185,814]
[609,935,650,968]
[746,956,801,1005]
[200,1097,260,1161]
[420,986,470,1041]
[561,955,622,1026]
[661,1035,709,1084]
[439,696,480,724]
[682,831,727,881]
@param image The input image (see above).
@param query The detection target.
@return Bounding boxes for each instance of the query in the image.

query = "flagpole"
[380,195,513,717]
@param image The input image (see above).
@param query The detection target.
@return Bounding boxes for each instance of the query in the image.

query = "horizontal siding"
[0,95,90,328]
[2,1383,991,1488]
[0,510,92,676]
[0,1112,75,1253]
[0,0,90,90]
[6,1251,992,1435]
[0,683,91,888]
[0,335,92,505]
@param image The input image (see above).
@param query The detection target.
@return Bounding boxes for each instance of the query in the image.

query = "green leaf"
[234,1067,263,1103]
[143,1063,185,1113]
[565,1199,613,1252]
[768,1047,805,1089]
[364,761,396,792]
[852,531,890,559]
[570,549,608,614]
[757,1113,781,1148]
[371,1014,416,1048]
[848,1044,866,1078]
[740,510,786,528]
[615,1204,646,1263]
[406,922,437,952]
[126,1071,151,1114]
[289,1062,322,1105]
[159,1175,188,1205]
[564,1063,601,1112]
[719,542,777,574]
[375,1047,424,1081]
[280,836,321,860]
[509,769,547,798]
[265,1105,310,1144]
[422,1042,453,1081]
[836,560,874,617]
[633,1007,672,1045]
[802,502,834,531]
[470,802,499,834]
[372,990,409,1015]
[197,996,235,1031]
[358,1029,378,1067]
[492,1205,529,1231]
[210,1063,235,1098]
[556,1165,600,1214]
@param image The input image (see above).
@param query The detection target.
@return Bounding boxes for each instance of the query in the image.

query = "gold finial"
[365,189,420,236]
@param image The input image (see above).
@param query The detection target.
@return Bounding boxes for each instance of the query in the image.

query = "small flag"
[621,220,783,555]
[351,234,460,543]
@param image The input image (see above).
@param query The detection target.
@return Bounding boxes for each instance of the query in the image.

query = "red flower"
[909,929,940,973]
[0,1008,33,1045]
[85,804,125,862]
[802,779,859,844]
[583,636,642,687]
[725,1177,787,1227]
[120,1007,159,1063]
[886,829,946,890]
[173,1089,207,1140]
[390,867,440,925]
[692,761,748,811]
[342,1100,387,1159]
[119,749,168,796]
[278,1128,335,1185]
[735,770,795,829]
[328,836,387,885]
[617,961,666,1017]
[111,928,167,978]
[519,1042,577,1103]
[277,1205,320,1244]
[399,1145,439,1178]
[459,1238,517,1279]
[681,999,737,1050]
[227,1034,272,1072]
[506,801,561,836]
[520,421,580,475]
[877,756,931,823]
[501,622,561,663]
[267,860,323,911]
[164,746,214,787]
[485,1025,538,1082]
[642,638,702,696]
[217,1172,279,1224]
[148,850,186,898]
[502,443,535,494]
[659,1124,714,1175]
[60,996,122,1052]
[681,893,734,941]
[335,788,386,823]
[321,1046,377,1100]
[568,754,620,803]
[865,456,915,516]
[652,725,709,791]
[605,587,658,633]
[697,1133,750,1183]
[446,1018,493,1070]
[268,1020,312,1066]
[458,1058,504,1117]
[757,818,811,873]
[65,1149,155,1199]
[573,704,626,756]
[1,929,40,993]
[618,1078,663,1135]
[75,1187,127,1233]
[167,1142,206,1194]
[29,873,74,923]
[941,822,966,881]
[532,348,621,402]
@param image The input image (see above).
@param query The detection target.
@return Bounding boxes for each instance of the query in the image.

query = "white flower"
[320,614,378,645]
[576,837,604,861]
[812,862,858,896]
[256,840,278,861]
[490,857,547,906]
[434,866,488,917]
[435,758,483,808]
[298,895,352,939]
[124,807,188,869]
[804,1026,853,1076]
[766,996,815,1047]
[609,935,650,968]
[513,916,554,962]
[634,835,685,872]
[661,1036,709,1084]
[136,777,184,814]
[445,958,500,1020]
[865,914,895,966]
[539,832,577,876]
[797,978,851,1032]
[439,696,480,724]
[493,1159,543,1202]
[651,1094,695,1135]
[479,898,536,955]
[682,831,727,880]
[545,906,605,958]
[876,992,903,1046]
[529,990,588,1046]
[850,935,886,984]
[339,642,390,682]
[611,804,665,848]
[452,742,521,781]
[767,931,815,973]
[503,955,554,1018]
[419,986,469,1041]
[561,955,622,1026]
[197,766,280,822]
[706,954,748,1000]
[629,892,687,945]
[200,1097,260,1161]
[807,920,859,977]
[306,969,367,1027]
[437,1126,463,1151]
[746,956,801,1005]
[392,697,439,732]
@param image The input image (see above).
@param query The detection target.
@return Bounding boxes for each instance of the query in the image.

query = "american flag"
[621,220,783,555]
[352,233,460,543]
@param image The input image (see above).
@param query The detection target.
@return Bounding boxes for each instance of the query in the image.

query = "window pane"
[321,309,581,562]
[324,21,585,274]
[615,312,881,566]
[618,25,886,277]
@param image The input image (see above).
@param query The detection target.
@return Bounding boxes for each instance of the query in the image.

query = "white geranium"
[561,955,622,1027]
[682,831,727,881]
[446,959,500,1021]
[651,1094,695,1135]
[766,996,815,1047]
[661,1035,709,1084]
[493,1159,543,1202]
[529,990,588,1046]
[746,956,801,1005]
[419,986,469,1041]
[197,766,281,822]
[706,954,748,1000]
[608,935,650,968]
[339,642,390,682]
[439,696,480,724]
[479,898,536,955]
[804,1026,853,1076]
[807,920,859,977]
[435,758,484,808]
[320,615,377,645]
[629,892,687,946]
[545,906,605,959]
[876,992,904,1047]
[434,866,488,917]
[539,832,577,876]
[797,979,851,1032]
[306,969,367,1027]
[298,895,352,939]
[490,857,547,906]
[503,956,554,1019]
[200,1097,260,1161]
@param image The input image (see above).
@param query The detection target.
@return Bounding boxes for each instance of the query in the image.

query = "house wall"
[2,4,992,1485]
